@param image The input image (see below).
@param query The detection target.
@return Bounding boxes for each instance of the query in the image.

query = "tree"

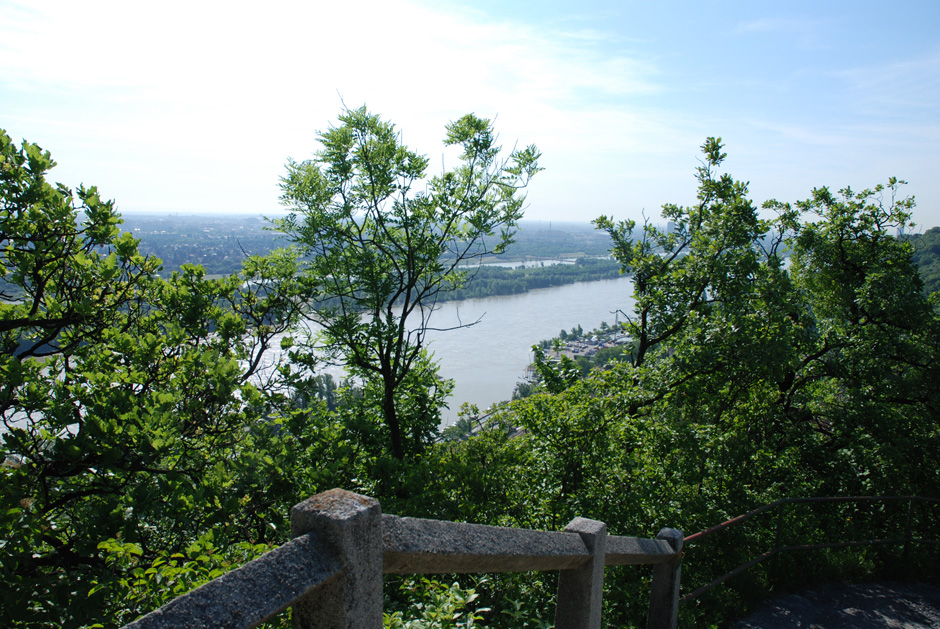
[482,144,940,626]
[0,130,310,627]
[277,106,540,459]
[594,138,771,373]
[0,132,159,360]
[589,142,940,501]
[772,180,940,494]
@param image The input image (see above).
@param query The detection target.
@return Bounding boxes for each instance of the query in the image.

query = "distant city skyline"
[2,0,939,227]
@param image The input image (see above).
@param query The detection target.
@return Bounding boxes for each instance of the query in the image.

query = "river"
[2,277,636,435]
[410,276,636,424]
[269,276,636,425]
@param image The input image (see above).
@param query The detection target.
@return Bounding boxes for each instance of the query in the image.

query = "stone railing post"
[646,528,683,629]
[290,489,383,629]
[555,517,607,629]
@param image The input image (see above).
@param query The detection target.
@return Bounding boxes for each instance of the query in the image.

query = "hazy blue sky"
[2,0,938,226]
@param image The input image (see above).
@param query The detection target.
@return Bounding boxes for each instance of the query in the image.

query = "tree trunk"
[383,377,405,460]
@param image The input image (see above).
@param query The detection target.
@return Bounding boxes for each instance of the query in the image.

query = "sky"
[2,0,939,227]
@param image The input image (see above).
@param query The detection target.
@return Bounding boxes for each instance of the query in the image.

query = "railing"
[123,489,683,629]
[680,495,940,604]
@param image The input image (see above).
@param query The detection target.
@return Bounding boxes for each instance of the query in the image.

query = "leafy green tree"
[775,180,940,495]
[288,372,341,412]
[495,141,940,624]
[591,142,940,489]
[0,131,159,359]
[384,578,492,629]
[530,345,582,394]
[277,106,540,459]
[0,130,310,627]
[339,350,453,478]
[90,535,278,627]
[594,138,772,375]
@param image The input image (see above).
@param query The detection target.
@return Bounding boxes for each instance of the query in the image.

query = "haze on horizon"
[2,0,938,227]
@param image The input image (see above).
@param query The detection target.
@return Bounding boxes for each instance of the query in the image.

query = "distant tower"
[667,221,676,234]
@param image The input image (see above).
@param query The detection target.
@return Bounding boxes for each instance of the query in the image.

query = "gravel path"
[733,582,940,628]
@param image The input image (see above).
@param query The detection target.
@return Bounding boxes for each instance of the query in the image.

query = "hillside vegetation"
[907,226,940,295]
[2,121,939,628]
[118,213,615,276]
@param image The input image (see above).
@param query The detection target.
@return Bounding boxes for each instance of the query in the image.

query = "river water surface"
[2,277,637,435]
[270,276,636,425]
[415,276,636,424]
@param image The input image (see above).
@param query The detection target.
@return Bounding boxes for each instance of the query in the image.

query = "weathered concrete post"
[555,517,607,629]
[290,489,383,629]
[646,528,683,629]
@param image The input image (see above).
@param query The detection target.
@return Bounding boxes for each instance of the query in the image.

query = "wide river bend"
[313,276,636,425]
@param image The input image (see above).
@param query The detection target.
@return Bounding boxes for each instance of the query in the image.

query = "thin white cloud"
[0,0,671,218]
[836,52,940,114]
[735,16,827,49]
[737,17,817,32]
[1,0,937,226]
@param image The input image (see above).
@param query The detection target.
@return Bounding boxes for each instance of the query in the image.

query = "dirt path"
[732,582,940,628]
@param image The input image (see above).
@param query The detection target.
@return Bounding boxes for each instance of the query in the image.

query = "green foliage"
[446,257,622,301]
[441,404,484,442]
[0,130,160,356]
[906,226,940,296]
[88,534,275,627]
[530,345,582,394]
[594,137,769,375]
[5,123,938,629]
[278,106,539,459]
[780,180,940,497]
[333,350,454,498]
[384,578,491,629]
[289,372,340,411]
[0,130,314,627]
[411,143,940,626]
